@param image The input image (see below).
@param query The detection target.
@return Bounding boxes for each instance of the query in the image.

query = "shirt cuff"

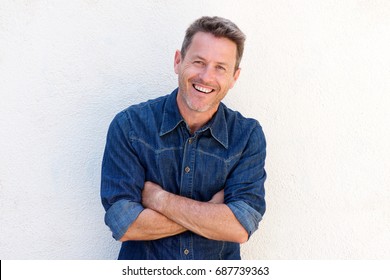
[227,200,263,239]
[104,200,144,240]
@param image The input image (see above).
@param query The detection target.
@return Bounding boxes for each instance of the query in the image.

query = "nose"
[198,65,215,83]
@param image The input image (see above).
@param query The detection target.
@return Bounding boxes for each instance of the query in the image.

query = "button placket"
[180,134,196,198]
[184,137,196,175]
[179,131,196,259]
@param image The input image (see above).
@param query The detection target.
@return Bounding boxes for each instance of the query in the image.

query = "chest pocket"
[191,149,228,201]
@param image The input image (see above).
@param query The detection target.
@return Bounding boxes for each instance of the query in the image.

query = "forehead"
[186,32,237,65]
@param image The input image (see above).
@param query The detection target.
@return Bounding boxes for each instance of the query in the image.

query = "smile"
[193,84,214,94]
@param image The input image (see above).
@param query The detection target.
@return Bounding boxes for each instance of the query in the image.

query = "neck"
[176,96,216,134]
[182,110,213,134]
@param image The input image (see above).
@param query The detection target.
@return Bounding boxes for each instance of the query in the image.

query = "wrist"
[154,188,170,213]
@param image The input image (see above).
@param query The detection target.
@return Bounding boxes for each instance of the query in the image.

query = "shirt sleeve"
[224,123,267,239]
[100,111,145,240]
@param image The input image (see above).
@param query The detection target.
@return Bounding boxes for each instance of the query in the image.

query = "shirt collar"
[160,88,229,149]
[207,103,229,149]
[160,88,185,136]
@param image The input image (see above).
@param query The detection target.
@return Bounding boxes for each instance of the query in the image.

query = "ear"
[229,68,241,89]
[174,50,181,74]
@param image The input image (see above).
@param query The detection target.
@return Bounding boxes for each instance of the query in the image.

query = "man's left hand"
[142,181,167,212]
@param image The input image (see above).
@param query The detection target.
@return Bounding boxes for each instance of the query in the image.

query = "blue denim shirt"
[101,89,266,260]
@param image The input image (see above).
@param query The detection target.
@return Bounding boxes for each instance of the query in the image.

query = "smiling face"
[174,32,241,122]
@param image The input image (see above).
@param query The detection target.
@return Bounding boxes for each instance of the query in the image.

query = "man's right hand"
[209,189,224,204]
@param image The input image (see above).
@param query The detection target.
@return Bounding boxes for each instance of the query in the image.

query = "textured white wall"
[1,1,389,259]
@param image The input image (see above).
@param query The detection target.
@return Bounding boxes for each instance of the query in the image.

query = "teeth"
[194,84,213,93]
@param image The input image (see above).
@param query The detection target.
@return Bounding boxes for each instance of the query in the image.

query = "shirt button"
[188,138,193,144]
[185,166,191,173]
[184,249,189,255]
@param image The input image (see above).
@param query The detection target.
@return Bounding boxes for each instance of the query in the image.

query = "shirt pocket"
[192,150,229,201]
[156,147,183,195]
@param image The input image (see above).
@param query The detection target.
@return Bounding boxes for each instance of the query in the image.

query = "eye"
[193,60,205,66]
[216,65,226,72]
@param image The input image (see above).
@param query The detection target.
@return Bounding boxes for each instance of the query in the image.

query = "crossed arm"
[119,181,248,244]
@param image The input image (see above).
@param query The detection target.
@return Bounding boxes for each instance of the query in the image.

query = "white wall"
[1,0,389,259]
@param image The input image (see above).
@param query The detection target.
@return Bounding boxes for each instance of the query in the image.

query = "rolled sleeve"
[224,122,267,239]
[227,200,263,238]
[104,200,144,240]
[101,111,146,240]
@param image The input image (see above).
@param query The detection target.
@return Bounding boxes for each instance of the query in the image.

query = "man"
[101,16,266,260]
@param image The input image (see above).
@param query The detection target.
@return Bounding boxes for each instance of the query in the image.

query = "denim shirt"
[101,89,266,260]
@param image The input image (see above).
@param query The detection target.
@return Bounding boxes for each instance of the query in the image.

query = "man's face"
[174,32,240,117]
